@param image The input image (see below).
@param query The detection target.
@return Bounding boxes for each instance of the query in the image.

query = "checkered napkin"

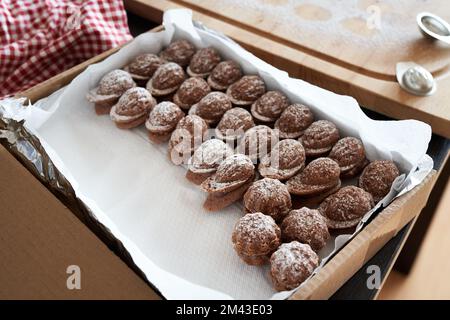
[0,0,132,98]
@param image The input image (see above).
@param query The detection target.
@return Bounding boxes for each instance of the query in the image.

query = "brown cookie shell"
[270,241,319,291]
[215,107,255,141]
[201,154,255,194]
[203,176,255,212]
[159,39,196,67]
[187,47,221,77]
[329,137,367,177]
[189,92,232,125]
[226,75,266,105]
[201,154,255,211]
[173,77,211,110]
[286,157,341,196]
[188,139,234,175]
[168,115,208,165]
[96,69,136,96]
[299,120,340,157]
[207,60,242,90]
[281,208,330,251]
[318,185,374,229]
[258,139,305,181]
[359,160,400,202]
[147,62,186,96]
[275,104,314,139]
[86,70,136,114]
[232,212,281,265]
[145,101,184,142]
[251,91,290,122]
[125,54,164,80]
[238,125,279,161]
[110,87,156,128]
[112,87,155,117]
[243,178,292,221]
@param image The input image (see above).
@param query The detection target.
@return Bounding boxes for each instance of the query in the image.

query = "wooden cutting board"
[125,0,450,138]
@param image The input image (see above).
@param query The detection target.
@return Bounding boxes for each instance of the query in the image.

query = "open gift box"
[0,9,438,299]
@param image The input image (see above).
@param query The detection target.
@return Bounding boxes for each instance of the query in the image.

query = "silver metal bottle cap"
[417,12,450,44]
[396,62,436,96]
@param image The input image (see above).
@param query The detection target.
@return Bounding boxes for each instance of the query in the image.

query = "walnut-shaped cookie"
[299,120,340,157]
[110,87,156,129]
[232,212,281,265]
[286,157,341,200]
[187,47,221,78]
[281,208,330,252]
[251,91,290,123]
[275,104,314,139]
[173,77,211,110]
[238,125,279,161]
[124,53,164,84]
[186,139,234,185]
[259,139,305,181]
[86,69,136,115]
[329,137,368,178]
[359,160,400,203]
[146,62,186,96]
[318,186,374,229]
[159,39,196,67]
[215,107,255,141]
[207,60,242,91]
[145,101,184,143]
[243,178,292,221]
[201,154,256,211]
[189,91,232,125]
[226,75,266,106]
[270,241,319,291]
[168,115,208,165]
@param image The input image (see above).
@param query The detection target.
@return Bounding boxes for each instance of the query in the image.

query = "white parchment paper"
[0,9,433,300]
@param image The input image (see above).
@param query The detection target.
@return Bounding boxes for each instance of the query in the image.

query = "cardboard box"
[0,145,159,299]
[1,25,438,300]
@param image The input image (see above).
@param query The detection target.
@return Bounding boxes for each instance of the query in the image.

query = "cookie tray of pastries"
[0,9,434,299]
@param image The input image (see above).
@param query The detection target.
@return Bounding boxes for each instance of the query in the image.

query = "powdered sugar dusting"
[318,185,374,222]
[300,120,339,151]
[228,75,266,103]
[97,69,135,95]
[195,91,232,121]
[209,60,242,88]
[115,87,155,115]
[270,241,319,291]
[151,62,185,90]
[232,212,280,256]
[127,53,163,77]
[243,178,291,221]
[189,47,221,74]
[266,139,305,170]
[296,157,340,186]
[190,139,234,171]
[217,107,254,136]
[281,208,329,251]
[146,101,183,131]
[252,91,290,120]
[215,154,254,183]
[160,39,196,67]
[359,160,399,202]
[275,104,314,137]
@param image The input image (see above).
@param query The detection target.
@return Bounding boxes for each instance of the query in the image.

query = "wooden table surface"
[127,11,450,300]
[125,0,450,139]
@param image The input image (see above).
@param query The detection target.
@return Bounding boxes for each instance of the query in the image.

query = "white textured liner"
[0,9,433,300]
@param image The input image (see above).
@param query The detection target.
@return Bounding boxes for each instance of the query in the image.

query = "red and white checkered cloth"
[0,0,132,98]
